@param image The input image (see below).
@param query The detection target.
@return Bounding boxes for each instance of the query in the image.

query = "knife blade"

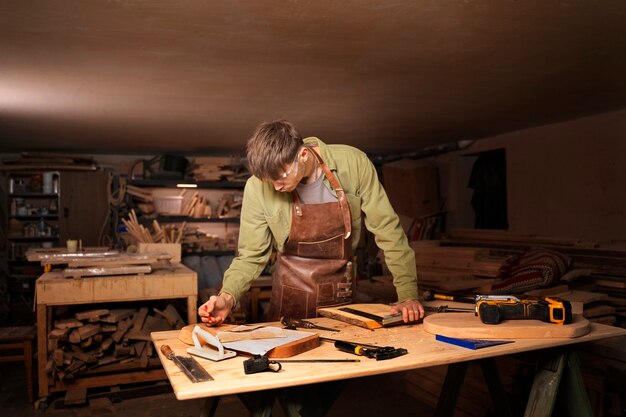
[160,344,213,382]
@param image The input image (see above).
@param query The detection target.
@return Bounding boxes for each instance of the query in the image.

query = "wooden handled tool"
[160,344,213,382]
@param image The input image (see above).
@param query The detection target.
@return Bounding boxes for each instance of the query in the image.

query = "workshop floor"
[1,362,435,417]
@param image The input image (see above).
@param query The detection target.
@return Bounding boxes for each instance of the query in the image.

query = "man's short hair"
[246,120,303,180]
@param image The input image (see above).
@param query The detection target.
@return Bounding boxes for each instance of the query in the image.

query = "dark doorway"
[468,149,508,229]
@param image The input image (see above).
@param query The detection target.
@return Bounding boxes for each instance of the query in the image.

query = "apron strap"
[300,145,352,239]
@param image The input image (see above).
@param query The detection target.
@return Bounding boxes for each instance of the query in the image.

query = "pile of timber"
[442,229,626,328]
[46,304,185,383]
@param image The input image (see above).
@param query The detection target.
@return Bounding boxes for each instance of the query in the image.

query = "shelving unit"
[125,178,244,252]
[1,170,110,323]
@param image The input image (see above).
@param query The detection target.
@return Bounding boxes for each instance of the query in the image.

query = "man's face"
[269,148,302,192]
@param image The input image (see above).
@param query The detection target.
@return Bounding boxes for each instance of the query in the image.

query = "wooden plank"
[317,304,391,329]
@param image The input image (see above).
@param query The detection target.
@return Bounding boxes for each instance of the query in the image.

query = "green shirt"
[221,137,418,304]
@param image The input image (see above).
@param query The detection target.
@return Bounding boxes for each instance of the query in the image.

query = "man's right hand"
[198,294,233,326]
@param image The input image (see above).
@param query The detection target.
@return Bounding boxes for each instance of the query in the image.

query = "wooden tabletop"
[151,317,626,400]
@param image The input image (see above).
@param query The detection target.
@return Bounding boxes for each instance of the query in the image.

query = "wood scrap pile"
[187,156,249,182]
[46,305,185,383]
[181,228,238,253]
[180,190,211,218]
[122,210,186,244]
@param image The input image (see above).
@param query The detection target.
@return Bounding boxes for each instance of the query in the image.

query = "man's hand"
[198,294,233,326]
[391,299,425,323]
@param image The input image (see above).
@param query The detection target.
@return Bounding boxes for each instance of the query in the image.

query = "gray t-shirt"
[296,171,337,204]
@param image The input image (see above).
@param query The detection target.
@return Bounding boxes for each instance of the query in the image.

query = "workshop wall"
[440,108,626,243]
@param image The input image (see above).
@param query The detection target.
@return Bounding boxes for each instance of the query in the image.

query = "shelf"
[10,192,59,198]
[10,215,59,220]
[128,179,246,189]
[8,236,60,242]
[138,216,239,224]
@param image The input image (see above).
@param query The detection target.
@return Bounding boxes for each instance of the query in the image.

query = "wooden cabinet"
[57,170,109,246]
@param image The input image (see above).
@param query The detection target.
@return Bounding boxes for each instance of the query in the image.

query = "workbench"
[152,317,626,417]
[36,263,197,397]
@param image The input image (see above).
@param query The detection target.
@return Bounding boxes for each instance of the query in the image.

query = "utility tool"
[476,296,573,325]
[333,340,408,360]
[281,317,339,332]
[160,344,213,382]
[243,355,360,374]
[425,305,474,313]
[422,290,476,304]
[338,307,404,326]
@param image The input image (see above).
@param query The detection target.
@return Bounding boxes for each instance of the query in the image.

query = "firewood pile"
[45,304,185,382]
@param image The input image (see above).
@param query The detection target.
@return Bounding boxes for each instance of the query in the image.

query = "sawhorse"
[435,349,593,417]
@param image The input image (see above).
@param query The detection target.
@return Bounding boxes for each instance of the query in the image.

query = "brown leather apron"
[268,148,354,320]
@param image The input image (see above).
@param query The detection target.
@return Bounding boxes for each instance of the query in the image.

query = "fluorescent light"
[176,183,197,188]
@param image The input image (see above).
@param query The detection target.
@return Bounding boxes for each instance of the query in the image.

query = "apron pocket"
[296,233,345,259]
[279,285,310,319]
[317,282,335,304]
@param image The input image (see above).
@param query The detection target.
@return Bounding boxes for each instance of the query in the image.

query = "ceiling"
[1,1,626,157]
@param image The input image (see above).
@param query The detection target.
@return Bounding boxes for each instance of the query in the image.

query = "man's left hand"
[391,299,425,323]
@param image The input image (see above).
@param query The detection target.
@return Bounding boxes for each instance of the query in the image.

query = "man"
[199,119,424,325]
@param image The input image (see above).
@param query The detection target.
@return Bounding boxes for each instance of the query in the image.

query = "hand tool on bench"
[243,355,360,374]
[333,340,408,360]
[476,295,573,325]
[423,290,476,304]
[425,305,474,313]
[160,344,213,382]
[281,316,339,332]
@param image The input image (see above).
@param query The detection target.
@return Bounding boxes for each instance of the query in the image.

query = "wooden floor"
[0,362,434,417]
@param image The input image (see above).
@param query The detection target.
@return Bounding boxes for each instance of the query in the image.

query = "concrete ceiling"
[1,1,626,156]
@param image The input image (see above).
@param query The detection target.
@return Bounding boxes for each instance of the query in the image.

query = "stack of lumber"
[188,156,249,182]
[46,305,185,383]
[409,240,505,292]
[442,229,626,328]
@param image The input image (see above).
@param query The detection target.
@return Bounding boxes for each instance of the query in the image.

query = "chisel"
[160,344,213,382]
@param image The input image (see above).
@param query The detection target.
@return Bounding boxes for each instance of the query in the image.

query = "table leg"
[434,361,468,417]
[37,305,48,398]
[200,396,220,417]
[523,350,593,417]
[479,358,514,417]
[188,295,198,324]
[561,351,593,417]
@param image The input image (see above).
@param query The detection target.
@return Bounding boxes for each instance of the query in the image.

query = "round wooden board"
[423,312,591,339]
